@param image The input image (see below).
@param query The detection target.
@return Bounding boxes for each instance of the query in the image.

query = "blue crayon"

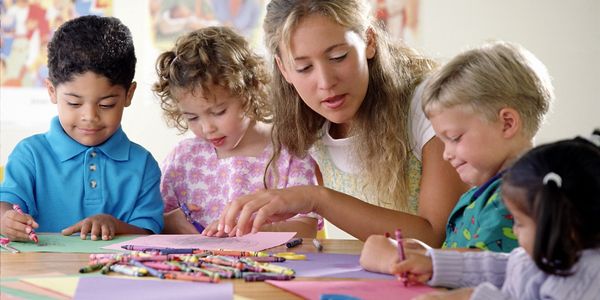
[286,238,303,248]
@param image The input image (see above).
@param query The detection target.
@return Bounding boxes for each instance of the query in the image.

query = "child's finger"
[61,222,81,236]
[79,221,92,240]
[90,222,102,241]
[100,224,111,240]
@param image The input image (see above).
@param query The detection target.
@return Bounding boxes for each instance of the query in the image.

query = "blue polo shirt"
[0,117,164,233]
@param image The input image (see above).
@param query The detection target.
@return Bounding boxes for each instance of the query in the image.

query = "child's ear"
[499,107,521,138]
[125,82,137,107]
[46,79,57,104]
[275,55,292,84]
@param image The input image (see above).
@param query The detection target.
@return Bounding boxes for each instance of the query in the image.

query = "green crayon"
[79,263,104,273]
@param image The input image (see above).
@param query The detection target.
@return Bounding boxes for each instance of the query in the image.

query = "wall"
[1,0,599,239]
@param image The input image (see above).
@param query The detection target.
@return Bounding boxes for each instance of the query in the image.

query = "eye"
[450,135,463,142]
[213,109,226,116]
[295,65,312,73]
[100,104,116,109]
[330,52,348,62]
[185,115,198,122]
[67,101,81,107]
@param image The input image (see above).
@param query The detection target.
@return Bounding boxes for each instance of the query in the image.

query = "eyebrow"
[293,43,347,61]
[63,92,119,100]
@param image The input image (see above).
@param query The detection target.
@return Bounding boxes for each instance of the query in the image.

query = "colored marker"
[12,204,38,243]
[395,228,408,286]
[312,238,323,252]
[286,237,303,248]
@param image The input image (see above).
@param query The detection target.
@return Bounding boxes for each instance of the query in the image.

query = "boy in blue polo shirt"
[0,15,163,241]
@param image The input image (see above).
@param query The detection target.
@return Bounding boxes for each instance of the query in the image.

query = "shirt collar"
[45,116,130,162]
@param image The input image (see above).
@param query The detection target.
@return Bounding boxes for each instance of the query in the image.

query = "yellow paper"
[20,277,80,297]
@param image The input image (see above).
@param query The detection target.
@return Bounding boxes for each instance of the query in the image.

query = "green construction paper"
[1,233,141,253]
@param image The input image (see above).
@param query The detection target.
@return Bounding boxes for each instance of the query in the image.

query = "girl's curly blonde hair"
[153,26,272,133]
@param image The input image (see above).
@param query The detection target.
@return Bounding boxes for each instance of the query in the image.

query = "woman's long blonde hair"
[264,0,436,209]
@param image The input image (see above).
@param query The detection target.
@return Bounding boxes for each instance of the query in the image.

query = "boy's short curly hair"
[153,26,271,133]
[47,15,136,89]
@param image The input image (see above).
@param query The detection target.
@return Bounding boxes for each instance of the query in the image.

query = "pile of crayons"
[79,245,296,283]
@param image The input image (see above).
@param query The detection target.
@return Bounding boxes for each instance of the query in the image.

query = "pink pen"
[395,228,407,286]
[12,204,39,243]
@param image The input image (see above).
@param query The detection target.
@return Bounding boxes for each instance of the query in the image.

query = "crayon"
[395,229,408,287]
[164,271,220,283]
[286,238,303,248]
[0,238,20,253]
[312,239,323,252]
[243,273,295,282]
[130,259,164,279]
[79,263,104,273]
[179,202,205,233]
[249,256,286,263]
[12,204,39,243]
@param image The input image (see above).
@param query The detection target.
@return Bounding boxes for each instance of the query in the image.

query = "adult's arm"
[219,137,466,245]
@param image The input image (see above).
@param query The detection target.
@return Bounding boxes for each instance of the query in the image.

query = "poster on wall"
[371,0,420,45]
[1,0,113,131]
[149,0,266,51]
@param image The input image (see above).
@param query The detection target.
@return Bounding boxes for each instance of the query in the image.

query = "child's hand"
[0,209,39,242]
[391,244,433,284]
[61,214,117,241]
[414,288,474,300]
[360,234,399,274]
[163,208,200,234]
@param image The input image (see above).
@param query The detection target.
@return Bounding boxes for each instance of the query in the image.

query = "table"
[1,239,365,299]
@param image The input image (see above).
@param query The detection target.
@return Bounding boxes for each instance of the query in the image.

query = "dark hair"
[502,135,600,276]
[47,15,136,89]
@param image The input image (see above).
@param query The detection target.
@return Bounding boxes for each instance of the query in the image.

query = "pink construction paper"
[74,277,233,300]
[266,280,437,300]
[102,232,296,252]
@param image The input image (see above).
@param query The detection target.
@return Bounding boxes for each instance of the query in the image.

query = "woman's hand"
[216,186,320,237]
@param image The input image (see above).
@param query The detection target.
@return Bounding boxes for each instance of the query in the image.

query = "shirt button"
[90,180,97,188]
[90,151,97,158]
[89,164,97,171]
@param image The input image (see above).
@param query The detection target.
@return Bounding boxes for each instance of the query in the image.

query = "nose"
[316,64,337,90]
[442,144,454,161]
[81,105,99,122]
[200,118,216,135]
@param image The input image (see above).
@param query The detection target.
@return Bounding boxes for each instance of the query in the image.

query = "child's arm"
[0,201,39,241]
[162,208,200,234]
[61,213,151,240]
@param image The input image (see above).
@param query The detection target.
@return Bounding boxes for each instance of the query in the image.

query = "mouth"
[321,94,346,109]
[209,137,226,147]
[78,127,101,135]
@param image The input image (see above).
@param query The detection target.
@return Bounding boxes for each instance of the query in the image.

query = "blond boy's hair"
[423,41,554,138]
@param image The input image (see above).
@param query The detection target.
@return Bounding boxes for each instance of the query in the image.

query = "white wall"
[1,1,598,239]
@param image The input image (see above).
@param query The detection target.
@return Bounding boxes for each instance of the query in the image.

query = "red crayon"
[12,204,38,243]
[395,229,408,287]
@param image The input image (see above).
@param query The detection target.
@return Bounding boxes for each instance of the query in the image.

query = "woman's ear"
[46,79,57,104]
[498,107,521,139]
[275,55,292,84]
[365,28,377,59]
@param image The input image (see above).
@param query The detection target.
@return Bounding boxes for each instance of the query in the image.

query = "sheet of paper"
[274,252,395,279]
[102,232,296,252]
[73,276,233,300]
[21,276,80,297]
[267,280,436,300]
[1,281,71,300]
[1,233,141,253]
